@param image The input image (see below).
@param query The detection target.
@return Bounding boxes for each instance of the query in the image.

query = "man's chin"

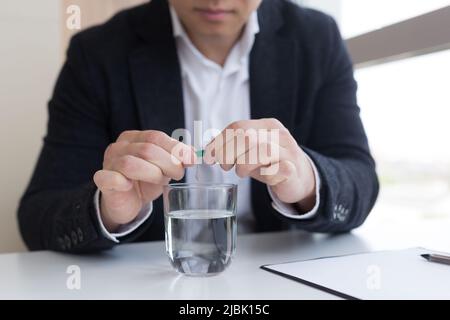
[197,27,240,40]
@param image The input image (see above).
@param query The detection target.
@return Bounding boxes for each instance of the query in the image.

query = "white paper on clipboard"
[261,247,450,300]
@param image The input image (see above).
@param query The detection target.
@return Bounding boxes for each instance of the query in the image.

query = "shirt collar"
[169,5,259,70]
[169,5,185,39]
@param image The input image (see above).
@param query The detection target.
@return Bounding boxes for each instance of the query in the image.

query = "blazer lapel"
[127,0,186,233]
[249,0,299,231]
[128,0,184,134]
[250,5,298,128]
[129,43,184,134]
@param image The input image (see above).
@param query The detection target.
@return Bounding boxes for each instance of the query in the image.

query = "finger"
[249,160,297,186]
[205,127,266,168]
[217,128,259,171]
[139,178,170,204]
[112,155,165,185]
[103,141,130,169]
[109,143,185,181]
[117,130,196,166]
[219,118,286,134]
[234,142,284,178]
[93,169,133,193]
[204,119,284,167]
[116,130,141,143]
[204,121,255,165]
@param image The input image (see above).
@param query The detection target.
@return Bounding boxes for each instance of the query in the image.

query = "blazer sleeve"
[17,36,150,253]
[287,17,379,233]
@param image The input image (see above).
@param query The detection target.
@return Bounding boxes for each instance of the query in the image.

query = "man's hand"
[204,118,316,212]
[93,130,195,232]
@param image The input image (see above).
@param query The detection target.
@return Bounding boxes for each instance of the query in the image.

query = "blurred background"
[0,0,449,252]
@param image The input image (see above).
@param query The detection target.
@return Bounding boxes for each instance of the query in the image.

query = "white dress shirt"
[94,7,321,242]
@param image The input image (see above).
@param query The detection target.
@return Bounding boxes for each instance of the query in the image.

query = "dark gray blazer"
[18,0,379,253]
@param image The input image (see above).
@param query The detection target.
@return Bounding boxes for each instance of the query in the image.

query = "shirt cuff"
[268,154,321,219]
[93,189,153,243]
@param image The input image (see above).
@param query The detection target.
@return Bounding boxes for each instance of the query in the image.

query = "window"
[356,49,450,224]
[303,0,450,227]
[340,0,450,38]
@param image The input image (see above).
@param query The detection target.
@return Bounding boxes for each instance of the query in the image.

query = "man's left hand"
[204,118,316,212]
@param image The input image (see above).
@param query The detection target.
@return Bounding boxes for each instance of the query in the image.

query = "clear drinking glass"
[163,183,237,276]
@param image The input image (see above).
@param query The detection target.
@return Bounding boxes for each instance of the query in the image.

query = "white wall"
[0,0,146,253]
[0,0,62,252]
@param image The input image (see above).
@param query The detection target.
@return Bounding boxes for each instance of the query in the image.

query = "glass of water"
[163,183,237,276]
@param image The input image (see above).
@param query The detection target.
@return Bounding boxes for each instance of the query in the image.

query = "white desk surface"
[1,212,449,300]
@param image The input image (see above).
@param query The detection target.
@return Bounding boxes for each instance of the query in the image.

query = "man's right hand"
[93,130,195,233]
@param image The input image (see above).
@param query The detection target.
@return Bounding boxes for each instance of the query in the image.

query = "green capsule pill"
[195,150,205,158]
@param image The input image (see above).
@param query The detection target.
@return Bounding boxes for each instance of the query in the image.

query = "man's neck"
[185,30,244,67]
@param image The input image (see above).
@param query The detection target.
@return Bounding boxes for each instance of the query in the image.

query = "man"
[18,0,379,253]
